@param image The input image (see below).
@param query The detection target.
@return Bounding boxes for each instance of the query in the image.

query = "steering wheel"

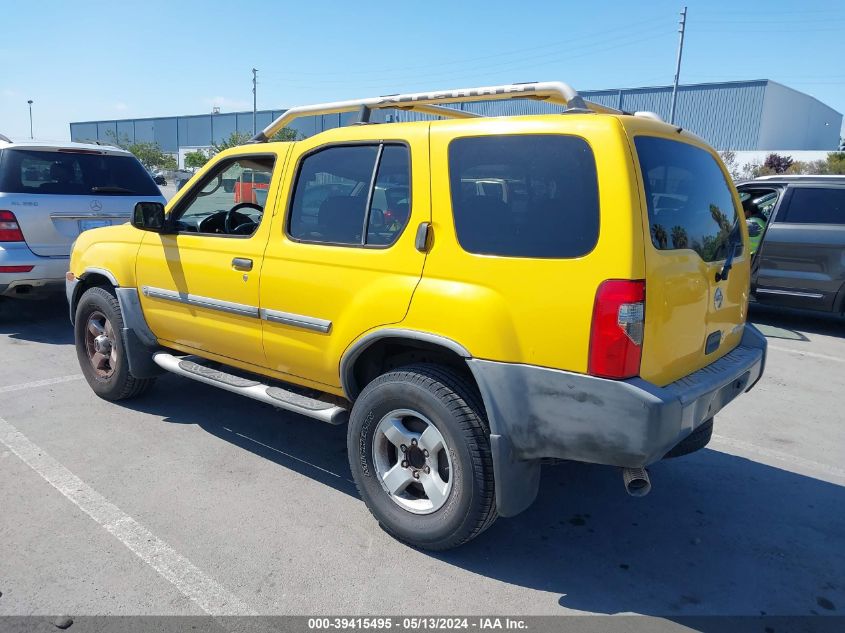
[225,202,262,235]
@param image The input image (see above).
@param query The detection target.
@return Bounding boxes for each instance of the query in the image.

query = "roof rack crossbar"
[252,81,611,142]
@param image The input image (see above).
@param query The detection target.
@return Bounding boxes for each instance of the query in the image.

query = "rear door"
[754,184,845,311]
[632,134,749,387]
[0,147,163,256]
[259,125,428,388]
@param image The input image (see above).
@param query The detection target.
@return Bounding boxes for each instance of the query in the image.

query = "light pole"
[27,100,33,139]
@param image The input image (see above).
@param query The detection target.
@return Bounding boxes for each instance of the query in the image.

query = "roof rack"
[252,81,624,142]
[0,133,12,143]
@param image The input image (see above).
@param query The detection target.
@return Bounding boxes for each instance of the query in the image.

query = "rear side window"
[288,144,411,247]
[448,135,599,258]
[778,187,845,224]
[0,149,160,196]
[635,137,739,262]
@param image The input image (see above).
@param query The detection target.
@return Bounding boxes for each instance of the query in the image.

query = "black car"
[737,175,845,314]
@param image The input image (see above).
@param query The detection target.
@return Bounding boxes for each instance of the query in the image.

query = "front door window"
[174,157,275,236]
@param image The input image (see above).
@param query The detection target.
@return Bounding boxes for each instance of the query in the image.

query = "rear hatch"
[0,147,164,256]
[630,133,749,386]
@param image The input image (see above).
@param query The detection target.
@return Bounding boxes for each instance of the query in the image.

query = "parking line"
[711,433,845,482]
[768,345,845,364]
[0,414,255,616]
[0,374,83,394]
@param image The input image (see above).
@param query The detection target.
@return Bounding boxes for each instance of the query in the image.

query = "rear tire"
[348,364,497,550]
[663,418,714,459]
[74,286,154,401]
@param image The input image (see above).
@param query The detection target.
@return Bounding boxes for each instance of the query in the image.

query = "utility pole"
[669,6,687,125]
[27,100,33,139]
[252,68,258,135]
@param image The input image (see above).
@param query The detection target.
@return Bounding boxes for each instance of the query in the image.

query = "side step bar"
[152,352,348,425]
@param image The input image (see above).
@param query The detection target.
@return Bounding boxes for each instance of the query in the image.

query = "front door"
[259,126,429,389]
[136,152,284,367]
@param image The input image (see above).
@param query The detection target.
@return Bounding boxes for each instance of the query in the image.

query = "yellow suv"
[67,82,766,550]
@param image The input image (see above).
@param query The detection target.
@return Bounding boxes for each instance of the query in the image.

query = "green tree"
[270,127,300,142]
[210,131,252,154]
[105,131,176,170]
[719,150,741,181]
[651,224,668,249]
[825,151,845,174]
[670,225,689,249]
[210,127,301,155]
[184,150,209,169]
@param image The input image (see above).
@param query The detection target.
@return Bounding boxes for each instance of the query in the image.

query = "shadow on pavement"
[125,375,845,618]
[0,296,73,345]
[750,303,844,341]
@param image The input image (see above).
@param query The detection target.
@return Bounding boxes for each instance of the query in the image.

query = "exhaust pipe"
[622,467,652,497]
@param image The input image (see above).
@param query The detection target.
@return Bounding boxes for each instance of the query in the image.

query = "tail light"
[0,265,33,273]
[588,279,645,379]
[0,211,25,242]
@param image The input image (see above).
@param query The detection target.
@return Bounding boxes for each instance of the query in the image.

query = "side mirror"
[132,202,169,232]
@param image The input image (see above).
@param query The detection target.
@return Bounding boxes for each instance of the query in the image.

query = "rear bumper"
[469,323,767,516]
[0,242,68,298]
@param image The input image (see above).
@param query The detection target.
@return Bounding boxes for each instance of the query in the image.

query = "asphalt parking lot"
[0,298,843,621]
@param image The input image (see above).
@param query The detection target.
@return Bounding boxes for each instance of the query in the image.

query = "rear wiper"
[91,186,135,194]
[715,224,742,282]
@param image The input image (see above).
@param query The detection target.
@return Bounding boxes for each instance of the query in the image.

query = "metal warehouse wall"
[70,81,842,152]
[580,81,768,150]
[69,111,362,151]
[758,81,842,150]
[389,80,840,150]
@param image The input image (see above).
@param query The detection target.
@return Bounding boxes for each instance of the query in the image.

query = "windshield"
[0,148,160,196]
[635,136,740,262]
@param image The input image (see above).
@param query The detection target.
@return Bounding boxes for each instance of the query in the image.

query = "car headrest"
[318,196,365,242]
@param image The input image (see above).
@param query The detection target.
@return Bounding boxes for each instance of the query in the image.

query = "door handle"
[232,257,253,271]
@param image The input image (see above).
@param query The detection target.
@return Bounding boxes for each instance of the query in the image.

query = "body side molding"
[259,308,331,333]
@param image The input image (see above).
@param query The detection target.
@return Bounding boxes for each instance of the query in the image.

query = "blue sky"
[1,0,843,142]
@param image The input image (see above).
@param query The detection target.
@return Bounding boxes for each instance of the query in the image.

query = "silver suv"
[0,136,165,303]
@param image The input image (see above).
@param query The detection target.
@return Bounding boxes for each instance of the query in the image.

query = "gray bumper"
[0,243,68,298]
[468,323,767,517]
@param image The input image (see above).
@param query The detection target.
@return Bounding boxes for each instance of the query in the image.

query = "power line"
[261,17,675,80]
[259,31,673,93]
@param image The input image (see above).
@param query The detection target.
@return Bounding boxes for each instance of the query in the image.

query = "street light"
[27,100,33,139]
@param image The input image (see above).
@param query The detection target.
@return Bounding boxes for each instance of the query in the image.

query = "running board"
[152,352,348,425]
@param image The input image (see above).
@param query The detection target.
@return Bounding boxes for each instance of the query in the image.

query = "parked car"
[150,170,167,186]
[66,81,766,550]
[737,175,845,314]
[0,137,165,304]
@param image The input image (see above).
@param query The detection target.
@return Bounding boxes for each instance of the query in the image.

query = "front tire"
[74,286,154,401]
[347,364,497,550]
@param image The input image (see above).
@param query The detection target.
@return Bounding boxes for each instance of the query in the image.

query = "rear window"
[778,187,845,224]
[635,137,739,262]
[0,148,160,196]
[448,135,599,258]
